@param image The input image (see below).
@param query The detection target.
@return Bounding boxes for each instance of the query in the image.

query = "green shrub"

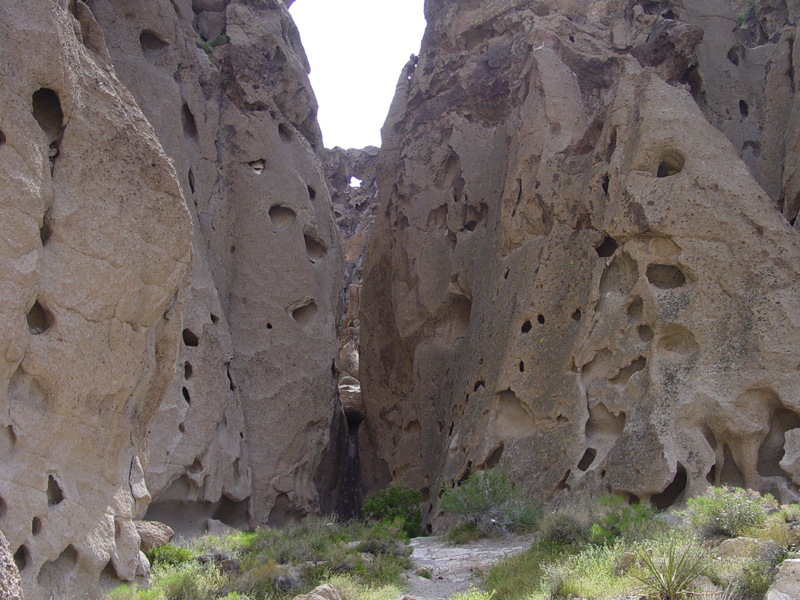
[146,542,193,566]
[440,468,542,536]
[198,33,230,54]
[362,483,423,538]
[590,495,657,545]
[450,585,496,600]
[684,487,773,538]
[632,541,709,600]
[445,521,482,545]
[539,511,589,546]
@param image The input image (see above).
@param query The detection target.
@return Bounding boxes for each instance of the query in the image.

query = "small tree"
[362,483,423,538]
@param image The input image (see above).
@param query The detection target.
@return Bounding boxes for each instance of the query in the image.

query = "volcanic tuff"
[0,0,345,597]
[358,0,800,529]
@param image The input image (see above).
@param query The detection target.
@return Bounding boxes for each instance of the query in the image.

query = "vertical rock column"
[0,1,191,598]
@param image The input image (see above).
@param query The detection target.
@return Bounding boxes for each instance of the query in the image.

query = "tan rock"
[133,521,174,553]
[0,2,191,599]
[293,584,342,600]
[0,530,22,600]
[205,518,236,538]
[767,558,800,600]
[359,0,800,526]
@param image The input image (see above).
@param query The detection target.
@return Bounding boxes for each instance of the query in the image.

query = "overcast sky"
[290,0,427,149]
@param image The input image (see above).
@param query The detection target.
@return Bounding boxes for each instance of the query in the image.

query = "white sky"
[290,0,427,149]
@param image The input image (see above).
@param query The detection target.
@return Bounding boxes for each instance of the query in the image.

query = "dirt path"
[398,535,534,600]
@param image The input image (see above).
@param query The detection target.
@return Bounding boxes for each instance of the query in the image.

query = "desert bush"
[445,521,482,545]
[441,468,542,536]
[632,541,709,600]
[362,483,423,538]
[539,511,590,546]
[590,495,658,545]
[684,487,773,538]
[145,542,193,567]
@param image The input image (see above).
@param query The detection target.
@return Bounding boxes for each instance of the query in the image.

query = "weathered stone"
[293,583,342,600]
[767,558,800,600]
[0,1,192,599]
[133,521,174,553]
[359,0,800,527]
[205,518,236,538]
[0,530,22,600]
[718,537,758,557]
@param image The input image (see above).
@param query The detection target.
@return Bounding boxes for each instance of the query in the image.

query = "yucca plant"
[632,541,709,600]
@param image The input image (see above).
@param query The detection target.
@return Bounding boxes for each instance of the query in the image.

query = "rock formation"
[0,1,191,597]
[86,0,345,532]
[0,530,22,600]
[359,0,800,529]
[1,0,345,597]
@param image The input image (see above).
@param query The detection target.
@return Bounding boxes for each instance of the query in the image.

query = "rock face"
[1,0,345,597]
[0,530,22,600]
[87,0,344,531]
[359,0,800,527]
[0,1,191,598]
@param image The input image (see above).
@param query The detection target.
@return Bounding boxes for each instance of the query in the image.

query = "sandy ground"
[397,534,535,600]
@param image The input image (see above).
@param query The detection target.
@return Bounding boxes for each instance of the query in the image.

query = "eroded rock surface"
[0,530,22,600]
[359,0,800,527]
[88,0,345,530]
[0,1,191,598]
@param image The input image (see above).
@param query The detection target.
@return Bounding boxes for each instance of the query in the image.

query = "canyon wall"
[0,1,191,597]
[359,0,800,529]
[0,0,346,597]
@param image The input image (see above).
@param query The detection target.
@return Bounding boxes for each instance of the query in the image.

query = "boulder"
[134,521,174,553]
[767,558,800,600]
[293,584,342,600]
[0,530,22,600]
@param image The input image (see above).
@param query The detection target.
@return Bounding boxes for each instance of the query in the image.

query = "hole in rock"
[503,268,510,280]
[596,236,618,257]
[662,9,676,19]
[32,517,42,535]
[182,387,191,404]
[537,314,545,324]
[719,444,746,487]
[656,152,685,177]
[646,264,686,289]
[577,448,597,471]
[47,475,64,507]
[268,205,296,230]
[266,323,273,330]
[609,356,646,385]
[650,464,687,509]
[473,380,485,392]
[181,103,198,140]
[601,175,610,195]
[210,313,219,324]
[0,495,5,519]
[659,324,699,356]
[572,309,582,322]
[485,443,504,469]
[27,301,52,334]
[139,30,168,53]
[465,220,478,231]
[307,185,317,200]
[448,422,454,436]
[178,423,186,433]
[278,123,292,142]
[292,302,318,326]
[248,159,266,174]
[0,129,5,145]
[758,408,800,477]
[14,545,28,572]
[188,169,195,194]
[184,362,193,379]
[304,234,327,262]
[32,88,64,141]
[626,297,643,320]
[569,35,575,42]
[38,545,78,592]
[227,363,236,391]
[706,463,716,484]
[519,361,525,373]
[40,214,52,245]
[637,324,654,342]
[521,320,532,333]
[554,469,571,494]
[182,329,199,347]
[739,100,749,117]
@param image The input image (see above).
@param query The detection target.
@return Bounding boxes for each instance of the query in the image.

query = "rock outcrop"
[87,0,345,531]
[0,530,22,600]
[1,0,346,597]
[0,1,191,598]
[359,0,800,528]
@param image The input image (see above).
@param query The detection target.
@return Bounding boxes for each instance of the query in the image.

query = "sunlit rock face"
[0,1,191,597]
[86,0,345,530]
[359,0,800,529]
[0,0,345,597]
